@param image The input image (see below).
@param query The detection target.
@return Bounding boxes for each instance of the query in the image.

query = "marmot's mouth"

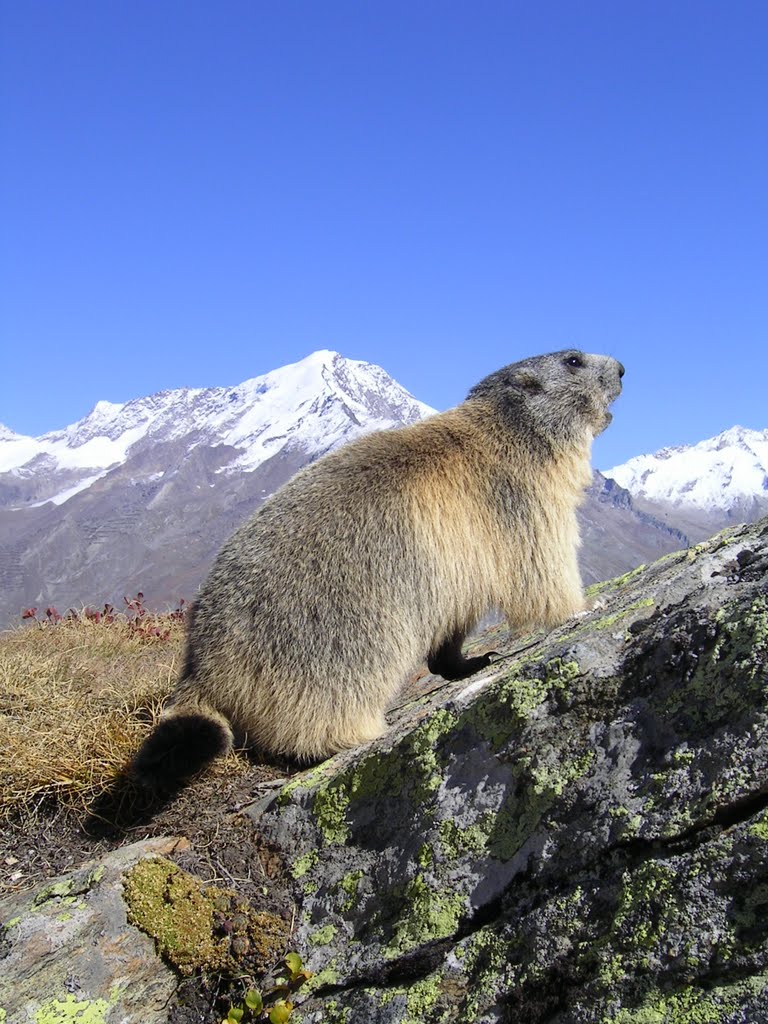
[592,409,613,436]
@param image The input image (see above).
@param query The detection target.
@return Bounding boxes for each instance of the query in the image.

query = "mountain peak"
[707,425,768,451]
[90,399,126,419]
[604,424,768,513]
[296,347,341,365]
[0,423,28,442]
[0,350,432,506]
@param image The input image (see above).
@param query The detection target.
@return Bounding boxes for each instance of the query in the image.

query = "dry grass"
[0,614,188,821]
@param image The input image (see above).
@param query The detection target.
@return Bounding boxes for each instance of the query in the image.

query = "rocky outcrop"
[0,838,182,1024]
[253,517,768,1023]
[2,519,767,1023]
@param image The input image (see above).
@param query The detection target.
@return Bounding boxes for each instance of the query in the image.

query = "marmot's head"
[467,350,624,448]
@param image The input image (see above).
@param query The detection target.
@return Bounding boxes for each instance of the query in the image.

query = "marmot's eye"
[564,355,583,368]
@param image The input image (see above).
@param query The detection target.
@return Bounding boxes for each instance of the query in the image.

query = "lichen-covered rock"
[0,836,291,1024]
[253,518,768,1022]
[0,838,182,1024]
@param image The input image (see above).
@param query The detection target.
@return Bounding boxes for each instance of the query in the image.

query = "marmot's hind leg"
[294,714,388,762]
[428,630,494,681]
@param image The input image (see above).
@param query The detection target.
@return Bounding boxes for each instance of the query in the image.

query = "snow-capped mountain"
[0,350,433,511]
[0,348,718,628]
[0,351,436,626]
[604,426,768,521]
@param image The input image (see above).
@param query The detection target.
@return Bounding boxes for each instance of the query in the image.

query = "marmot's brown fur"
[133,349,623,786]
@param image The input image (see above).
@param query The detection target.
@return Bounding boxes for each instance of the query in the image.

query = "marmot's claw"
[573,597,606,618]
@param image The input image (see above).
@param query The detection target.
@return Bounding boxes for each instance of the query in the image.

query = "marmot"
[133,349,623,786]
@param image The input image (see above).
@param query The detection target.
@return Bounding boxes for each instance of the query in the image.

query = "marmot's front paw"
[444,651,499,680]
[588,596,607,612]
[572,596,606,619]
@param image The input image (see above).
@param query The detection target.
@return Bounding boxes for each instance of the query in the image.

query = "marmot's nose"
[617,361,625,378]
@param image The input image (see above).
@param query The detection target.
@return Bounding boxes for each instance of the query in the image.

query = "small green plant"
[223,952,313,1023]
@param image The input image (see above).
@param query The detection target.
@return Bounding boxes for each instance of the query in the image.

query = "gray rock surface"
[0,838,181,1024]
[2,521,766,1023]
[252,518,768,1023]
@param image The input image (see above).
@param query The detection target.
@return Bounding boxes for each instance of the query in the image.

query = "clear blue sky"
[1,0,766,469]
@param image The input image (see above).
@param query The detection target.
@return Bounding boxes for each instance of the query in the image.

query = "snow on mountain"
[604,426,768,513]
[0,351,434,508]
[0,425,45,474]
[211,349,433,471]
[0,423,27,442]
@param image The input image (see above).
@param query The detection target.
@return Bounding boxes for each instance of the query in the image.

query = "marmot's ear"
[515,371,543,393]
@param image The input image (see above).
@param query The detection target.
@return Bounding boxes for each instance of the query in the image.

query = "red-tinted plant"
[21,590,187,640]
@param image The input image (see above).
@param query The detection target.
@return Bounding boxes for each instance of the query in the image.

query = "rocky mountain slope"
[3,517,767,1022]
[577,470,688,583]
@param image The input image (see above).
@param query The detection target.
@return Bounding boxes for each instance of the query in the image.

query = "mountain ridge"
[605,424,768,512]
[0,351,435,624]
[603,423,768,543]
[1,352,763,627]
[0,350,433,510]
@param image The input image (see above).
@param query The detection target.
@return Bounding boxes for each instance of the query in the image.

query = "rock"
[0,838,182,1024]
[252,518,768,1023]
[3,520,767,1023]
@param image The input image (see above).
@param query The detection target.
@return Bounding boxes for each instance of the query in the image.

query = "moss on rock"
[301,710,459,847]
[257,519,768,1023]
[123,857,288,977]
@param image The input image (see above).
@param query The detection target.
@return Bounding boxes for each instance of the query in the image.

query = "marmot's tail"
[132,704,234,790]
